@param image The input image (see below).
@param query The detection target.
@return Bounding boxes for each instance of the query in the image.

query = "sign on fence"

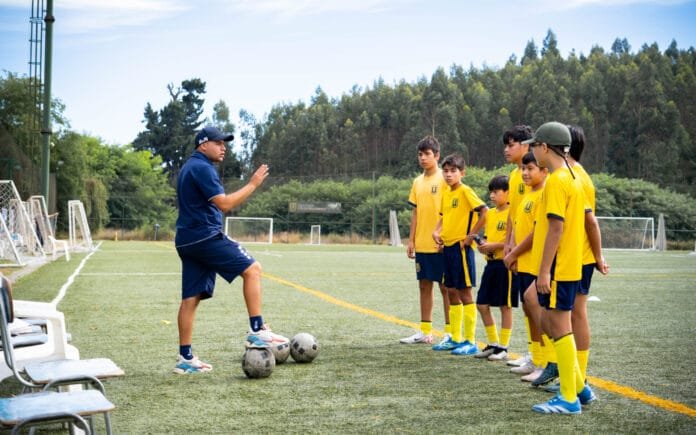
[288,201,342,214]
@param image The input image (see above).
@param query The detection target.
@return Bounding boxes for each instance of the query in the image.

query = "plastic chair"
[49,235,71,261]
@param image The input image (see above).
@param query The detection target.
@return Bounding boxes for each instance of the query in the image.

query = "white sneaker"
[399,331,433,344]
[507,352,531,367]
[246,325,289,348]
[173,355,213,374]
[510,360,536,375]
[521,367,544,382]
[487,347,508,361]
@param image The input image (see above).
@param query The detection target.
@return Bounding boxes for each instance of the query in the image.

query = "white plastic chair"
[49,236,70,261]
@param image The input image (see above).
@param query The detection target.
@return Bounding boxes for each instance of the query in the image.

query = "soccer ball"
[242,348,275,378]
[290,332,319,363]
[271,340,291,364]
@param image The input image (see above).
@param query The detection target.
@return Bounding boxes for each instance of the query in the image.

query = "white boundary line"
[50,242,102,308]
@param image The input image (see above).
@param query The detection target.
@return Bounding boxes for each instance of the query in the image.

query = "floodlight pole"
[40,0,54,202]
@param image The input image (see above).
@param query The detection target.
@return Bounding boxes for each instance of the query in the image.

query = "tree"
[211,100,242,183]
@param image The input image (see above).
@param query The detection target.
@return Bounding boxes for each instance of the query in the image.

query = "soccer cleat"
[510,360,536,375]
[451,341,479,356]
[578,384,598,405]
[531,362,559,387]
[246,325,289,349]
[173,355,213,374]
[507,352,531,367]
[544,382,561,393]
[399,331,434,344]
[487,347,508,361]
[521,367,544,382]
[532,394,581,415]
[432,335,458,351]
[474,344,497,359]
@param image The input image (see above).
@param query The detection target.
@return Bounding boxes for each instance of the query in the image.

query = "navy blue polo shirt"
[175,151,225,247]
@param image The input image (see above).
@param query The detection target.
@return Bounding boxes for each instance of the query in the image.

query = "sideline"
[50,242,102,308]
[263,271,696,419]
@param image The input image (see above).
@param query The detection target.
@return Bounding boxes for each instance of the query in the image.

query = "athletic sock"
[444,323,452,336]
[500,328,512,348]
[421,321,432,336]
[463,303,477,343]
[485,324,500,345]
[524,316,533,355]
[542,334,557,364]
[179,345,193,360]
[249,315,264,332]
[531,340,544,367]
[450,304,463,343]
[554,334,579,403]
[577,349,590,379]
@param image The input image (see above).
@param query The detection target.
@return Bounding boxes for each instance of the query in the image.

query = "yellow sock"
[524,316,533,354]
[421,321,432,336]
[444,323,451,336]
[554,334,579,403]
[450,304,463,343]
[577,349,589,378]
[500,328,512,348]
[463,303,477,343]
[542,334,557,364]
[531,341,544,367]
[485,324,499,345]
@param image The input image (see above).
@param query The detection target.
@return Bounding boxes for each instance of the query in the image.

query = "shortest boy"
[474,175,517,361]
[432,154,487,355]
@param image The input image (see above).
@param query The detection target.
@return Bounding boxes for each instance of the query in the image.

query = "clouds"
[226,0,402,16]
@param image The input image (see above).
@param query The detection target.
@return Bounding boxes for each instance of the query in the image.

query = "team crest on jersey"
[524,201,533,213]
[431,185,439,194]
[497,220,506,231]
[518,183,525,194]
[451,198,459,208]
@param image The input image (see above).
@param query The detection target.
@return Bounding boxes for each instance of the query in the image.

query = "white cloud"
[551,0,693,8]
[227,0,400,16]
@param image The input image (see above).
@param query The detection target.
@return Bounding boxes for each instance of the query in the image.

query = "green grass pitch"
[4,241,695,432]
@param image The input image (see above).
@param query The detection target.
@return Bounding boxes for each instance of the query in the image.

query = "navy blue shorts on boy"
[477,260,518,307]
[176,232,255,300]
[579,264,595,295]
[415,252,445,282]
[443,243,476,289]
[518,272,536,303]
[537,280,580,311]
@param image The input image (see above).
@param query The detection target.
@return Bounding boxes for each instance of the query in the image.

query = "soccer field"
[5,241,696,433]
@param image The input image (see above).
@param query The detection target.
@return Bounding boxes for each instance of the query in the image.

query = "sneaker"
[487,347,508,361]
[507,352,531,367]
[544,382,561,393]
[399,331,434,344]
[173,355,213,374]
[451,341,479,356]
[474,344,497,359]
[510,360,536,375]
[521,367,544,382]
[531,362,559,387]
[246,326,289,349]
[532,394,581,415]
[578,384,597,405]
[432,335,457,351]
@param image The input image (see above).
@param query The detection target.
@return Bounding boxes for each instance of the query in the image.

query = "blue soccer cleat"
[432,335,458,351]
[451,340,478,356]
[578,384,598,405]
[532,394,581,415]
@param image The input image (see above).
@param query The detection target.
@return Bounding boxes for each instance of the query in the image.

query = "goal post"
[224,217,273,244]
[68,200,95,251]
[309,225,321,245]
[596,216,655,250]
[0,180,44,259]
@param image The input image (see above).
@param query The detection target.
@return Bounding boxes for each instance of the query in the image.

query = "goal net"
[224,217,273,244]
[388,210,402,247]
[0,180,44,261]
[68,200,95,251]
[309,225,321,245]
[0,213,23,266]
[597,216,655,250]
[29,195,55,253]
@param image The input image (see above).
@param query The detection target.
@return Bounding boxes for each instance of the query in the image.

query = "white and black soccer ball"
[271,340,291,364]
[290,332,319,363]
[242,348,275,378]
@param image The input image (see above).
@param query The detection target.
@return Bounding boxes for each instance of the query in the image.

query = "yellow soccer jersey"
[440,183,486,246]
[514,187,544,274]
[575,164,597,265]
[530,167,584,281]
[508,166,529,218]
[408,170,447,253]
[483,206,509,260]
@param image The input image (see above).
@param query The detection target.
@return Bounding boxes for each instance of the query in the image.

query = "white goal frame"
[68,200,95,251]
[224,217,273,244]
[309,225,321,245]
[596,216,655,250]
[0,180,45,261]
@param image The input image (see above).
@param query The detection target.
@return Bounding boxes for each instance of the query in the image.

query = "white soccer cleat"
[521,367,545,382]
[399,331,433,344]
[507,352,531,367]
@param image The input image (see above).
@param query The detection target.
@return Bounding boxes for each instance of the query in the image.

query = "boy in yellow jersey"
[501,126,533,368]
[504,152,549,379]
[474,175,516,361]
[524,121,595,414]
[432,154,487,355]
[400,136,450,345]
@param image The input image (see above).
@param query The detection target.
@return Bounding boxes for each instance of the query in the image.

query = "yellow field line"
[263,271,696,419]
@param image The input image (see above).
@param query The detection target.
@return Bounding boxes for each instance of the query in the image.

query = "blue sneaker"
[451,340,478,356]
[432,336,458,351]
[532,394,581,415]
[173,355,213,374]
[578,384,597,405]
[246,326,289,349]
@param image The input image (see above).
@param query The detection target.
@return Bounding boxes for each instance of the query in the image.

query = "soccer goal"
[68,200,95,251]
[0,180,44,260]
[224,217,273,244]
[597,216,655,250]
[309,225,321,245]
[388,210,402,247]
[29,195,54,253]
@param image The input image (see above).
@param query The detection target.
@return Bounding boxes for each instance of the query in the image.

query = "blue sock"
[179,345,193,360]
[250,316,264,332]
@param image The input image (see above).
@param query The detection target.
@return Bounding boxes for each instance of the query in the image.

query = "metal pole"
[40,0,54,201]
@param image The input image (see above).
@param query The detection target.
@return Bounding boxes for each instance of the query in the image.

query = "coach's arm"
[211,164,269,213]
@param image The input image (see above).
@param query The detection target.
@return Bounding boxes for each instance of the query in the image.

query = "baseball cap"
[194,126,234,147]
[522,122,571,147]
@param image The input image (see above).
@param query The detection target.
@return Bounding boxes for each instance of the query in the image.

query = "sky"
[1,0,695,146]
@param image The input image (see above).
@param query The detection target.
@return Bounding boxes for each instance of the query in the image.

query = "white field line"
[50,242,102,308]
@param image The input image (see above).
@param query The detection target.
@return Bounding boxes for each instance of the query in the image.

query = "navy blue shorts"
[415,252,445,282]
[579,264,595,295]
[537,280,580,311]
[477,260,518,307]
[518,272,536,303]
[443,243,476,289]
[176,233,256,300]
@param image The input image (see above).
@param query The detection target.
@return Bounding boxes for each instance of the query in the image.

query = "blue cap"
[194,126,234,147]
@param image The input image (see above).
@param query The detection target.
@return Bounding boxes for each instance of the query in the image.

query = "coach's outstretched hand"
[250,164,270,188]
